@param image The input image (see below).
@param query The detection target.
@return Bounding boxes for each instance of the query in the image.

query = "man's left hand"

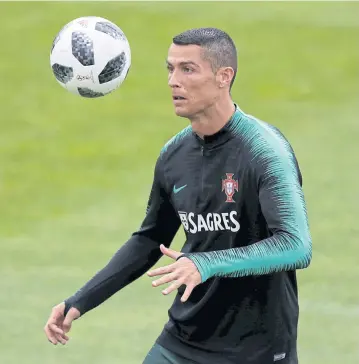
[147,244,202,302]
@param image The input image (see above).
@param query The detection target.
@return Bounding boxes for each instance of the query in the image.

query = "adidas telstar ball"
[50,16,131,98]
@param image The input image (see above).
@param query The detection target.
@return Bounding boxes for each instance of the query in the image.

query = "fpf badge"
[222,173,238,203]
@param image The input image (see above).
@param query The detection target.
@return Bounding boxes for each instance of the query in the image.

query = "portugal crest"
[222,173,238,203]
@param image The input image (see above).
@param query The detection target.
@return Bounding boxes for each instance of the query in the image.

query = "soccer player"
[44,28,312,364]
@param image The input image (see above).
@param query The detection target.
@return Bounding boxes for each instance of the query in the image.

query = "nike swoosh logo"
[173,184,187,194]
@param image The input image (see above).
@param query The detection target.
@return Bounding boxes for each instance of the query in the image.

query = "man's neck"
[189,98,236,138]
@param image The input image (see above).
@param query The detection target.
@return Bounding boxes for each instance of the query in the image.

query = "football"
[50,16,131,98]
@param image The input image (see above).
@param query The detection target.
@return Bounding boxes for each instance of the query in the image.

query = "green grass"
[0,2,358,363]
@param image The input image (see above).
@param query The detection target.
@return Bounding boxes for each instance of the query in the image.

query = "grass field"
[0,2,358,364]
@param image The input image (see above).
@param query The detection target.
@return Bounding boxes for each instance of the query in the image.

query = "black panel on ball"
[52,63,74,84]
[77,87,105,98]
[72,32,95,66]
[98,52,126,84]
[95,22,126,40]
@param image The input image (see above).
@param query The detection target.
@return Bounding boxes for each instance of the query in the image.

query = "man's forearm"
[183,231,312,282]
[64,235,163,316]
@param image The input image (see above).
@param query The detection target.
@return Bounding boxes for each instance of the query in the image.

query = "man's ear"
[217,67,235,88]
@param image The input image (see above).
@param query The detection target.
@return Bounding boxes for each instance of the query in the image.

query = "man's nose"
[168,70,180,88]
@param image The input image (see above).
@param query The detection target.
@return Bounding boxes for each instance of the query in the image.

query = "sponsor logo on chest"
[178,211,240,234]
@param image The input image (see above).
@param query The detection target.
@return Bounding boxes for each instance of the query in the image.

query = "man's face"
[166,43,220,118]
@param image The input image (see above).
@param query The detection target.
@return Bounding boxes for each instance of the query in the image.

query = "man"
[44,28,312,364]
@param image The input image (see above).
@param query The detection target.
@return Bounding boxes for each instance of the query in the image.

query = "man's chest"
[164,146,256,234]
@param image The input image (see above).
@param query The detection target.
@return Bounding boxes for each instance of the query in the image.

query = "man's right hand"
[44,302,80,345]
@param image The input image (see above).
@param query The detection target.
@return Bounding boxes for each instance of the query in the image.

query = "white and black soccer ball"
[50,16,131,98]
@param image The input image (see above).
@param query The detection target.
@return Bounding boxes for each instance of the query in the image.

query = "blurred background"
[0,1,358,364]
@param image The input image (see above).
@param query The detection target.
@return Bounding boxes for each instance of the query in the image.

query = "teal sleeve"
[184,130,312,282]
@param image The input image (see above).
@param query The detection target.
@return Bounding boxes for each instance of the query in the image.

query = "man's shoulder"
[236,110,295,162]
[159,125,193,159]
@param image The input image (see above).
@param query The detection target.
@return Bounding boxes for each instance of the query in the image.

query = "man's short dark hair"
[172,27,238,89]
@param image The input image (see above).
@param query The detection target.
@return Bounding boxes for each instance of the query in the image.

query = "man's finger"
[59,332,69,341]
[152,272,178,287]
[48,338,57,345]
[57,329,70,342]
[55,333,68,345]
[160,244,182,260]
[49,323,69,344]
[49,323,64,336]
[162,279,183,296]
[147,263,175,277]
[44,326,58,345]
[181,284,195,303]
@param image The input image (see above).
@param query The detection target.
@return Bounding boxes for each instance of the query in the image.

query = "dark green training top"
[64,104,312,364]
